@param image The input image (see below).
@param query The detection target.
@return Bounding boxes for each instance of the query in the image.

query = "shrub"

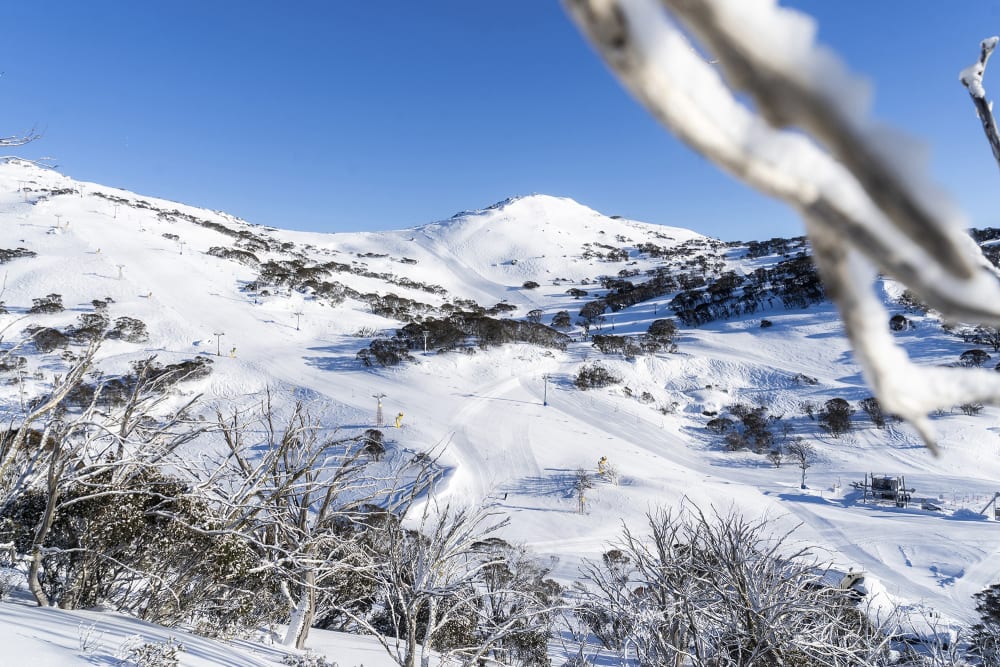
[574,364,621,390]
[705,417,734,434]
[646,318,677,344]
[108,317,149,343]
[70,312,109,342]
[818,398,853,437]
[522,280,540,289]
[858,396,885,428]
[281,651,335,667]
[28,293,64,314]
[118,636,185,667]
[27,326,69,352]
[971,583,1000,665]
[363,429,385,461]
[961,349,991,368]
[551,311,572,329]
[760,319,773,328]
[0,247,37,264]
[357,338,412,367]
[888,314,909,331]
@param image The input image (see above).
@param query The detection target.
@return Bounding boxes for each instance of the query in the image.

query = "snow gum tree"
[0,341,206,608]
[576,504,891,666]
[192,394,378,649]
[329,496,564,667]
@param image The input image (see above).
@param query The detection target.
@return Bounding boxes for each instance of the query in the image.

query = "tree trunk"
[282,570,316,649]
[27,485,60,607]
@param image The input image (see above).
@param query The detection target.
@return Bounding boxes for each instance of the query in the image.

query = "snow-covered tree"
[330,497,563,667]
[194,394,378,649]
[0,342,205,608]
[576,504,891,665]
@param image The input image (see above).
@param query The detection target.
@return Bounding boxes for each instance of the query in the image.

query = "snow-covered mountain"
[2,159,999,663]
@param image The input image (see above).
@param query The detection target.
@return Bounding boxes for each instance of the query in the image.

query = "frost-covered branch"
[960,36,1000,172]
[564,0,1000,451]
[0,125,40,148]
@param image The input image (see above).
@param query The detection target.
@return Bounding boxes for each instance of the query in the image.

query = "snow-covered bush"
[28,293,63,314]
[280,650,336,667]
[117,635,185,667]
[107,316,149,343]
[576,504,888,665]
[573,364,621,390]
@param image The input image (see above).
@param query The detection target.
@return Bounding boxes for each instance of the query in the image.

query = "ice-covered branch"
[563,0,1000,450]
[960,36,1000,172]
[0,125,40,147]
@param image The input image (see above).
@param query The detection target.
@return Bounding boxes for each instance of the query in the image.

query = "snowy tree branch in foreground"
[0,126,40,148]
[960,36,1000,172]
[564,0,1000,452]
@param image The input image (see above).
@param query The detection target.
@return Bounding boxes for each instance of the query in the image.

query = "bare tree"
[563,1,1000,453]
[786,438,815,490]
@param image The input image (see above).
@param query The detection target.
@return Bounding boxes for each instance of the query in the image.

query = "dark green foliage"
[858,397,885,428]
[574,364,621,390]
[526,309,543,324]
[551,310,572,329]
[362,312,571,364]
[960,349,991,368]
[0,355,26,373]
[0,247,37,264]
[647,318,677,344]
[522,281,540,289]
[363,429,385,461]
[971,584,1000,665]
[819,398,853,437]
[357,338,412,367]
[62,357,212,410]
[591,335,641,357]
[28,293,64,314]
[672,253,823,326]
[578,300,607,324]
[107,316,149,343]
[70,312,109,342]
[26,326,69,352]
[721,403,777,453]
[0,471,277,630]
[206,246,260,267]
[706,417,734,434]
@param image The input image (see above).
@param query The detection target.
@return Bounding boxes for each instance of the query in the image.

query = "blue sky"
[1,1,997,240]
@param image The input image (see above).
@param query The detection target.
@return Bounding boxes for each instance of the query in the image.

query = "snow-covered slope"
[2,160,999,662]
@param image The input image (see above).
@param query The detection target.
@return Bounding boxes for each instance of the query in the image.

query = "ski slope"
[1,160,999,662]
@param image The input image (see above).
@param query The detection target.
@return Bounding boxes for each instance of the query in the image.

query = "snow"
[2,159,1000,661]
[0,588,395,666]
